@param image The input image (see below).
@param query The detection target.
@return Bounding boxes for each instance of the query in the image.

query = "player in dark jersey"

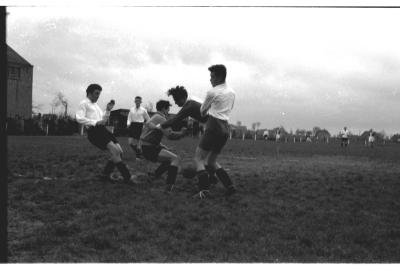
[141,100,186,192]
[160,86,219,186]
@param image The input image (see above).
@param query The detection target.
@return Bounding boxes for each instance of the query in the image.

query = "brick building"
[7,45,33,119]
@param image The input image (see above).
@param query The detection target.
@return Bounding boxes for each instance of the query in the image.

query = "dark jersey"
[161,99,208,129]
[140,112,166,146]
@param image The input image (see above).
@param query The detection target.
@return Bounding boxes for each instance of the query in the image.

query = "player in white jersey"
[76,84,135,184]
[127,96,150,158]
[193,64,237,198]
[368,131,375,148]
[340,126,350,147]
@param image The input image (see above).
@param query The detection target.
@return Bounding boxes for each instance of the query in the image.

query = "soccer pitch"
[7,136,400,262]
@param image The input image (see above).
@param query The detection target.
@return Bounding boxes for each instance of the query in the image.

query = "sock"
[155,162,171,177]
[102,160,115,176]
[205,165,218,184]
[216,168,233,189]
[116,161,131,181]
[197,170,210,191]
[166,165,178,185]
[205,165,216,177]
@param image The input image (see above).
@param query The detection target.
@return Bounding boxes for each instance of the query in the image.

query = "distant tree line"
[230,123,400,143]
[6,114,400,144]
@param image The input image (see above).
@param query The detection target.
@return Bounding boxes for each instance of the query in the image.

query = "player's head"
[86,84,102,103]
[167,86,188,107]
[208,64,227,87]
[135,96,142,108]
[156,100,172,114]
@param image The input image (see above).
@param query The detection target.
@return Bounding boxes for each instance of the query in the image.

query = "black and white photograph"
[2,0,400,264]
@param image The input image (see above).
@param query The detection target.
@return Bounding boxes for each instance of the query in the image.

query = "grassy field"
[7,136,400,262]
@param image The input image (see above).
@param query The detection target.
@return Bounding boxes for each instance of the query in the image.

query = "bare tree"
[52,92,69,116]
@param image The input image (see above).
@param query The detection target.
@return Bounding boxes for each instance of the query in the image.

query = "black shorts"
[87,125,118,150]
[341,138,349,143]
[142,144,163,162]
[129,122,144,139]
[199,115,229,153]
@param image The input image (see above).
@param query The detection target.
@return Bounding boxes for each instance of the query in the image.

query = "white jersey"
[127,106,150,126]
[341,129,349,139]
[75,98,109,127]
[200,83,235,121]
[368,134,375,142]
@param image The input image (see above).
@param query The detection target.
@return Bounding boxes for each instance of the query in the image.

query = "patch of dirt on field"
[7,136,400,262]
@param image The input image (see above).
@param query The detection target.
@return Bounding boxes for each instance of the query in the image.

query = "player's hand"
[106,101,115,111]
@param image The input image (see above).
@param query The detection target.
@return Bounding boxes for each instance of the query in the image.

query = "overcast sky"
[6,6,400,135]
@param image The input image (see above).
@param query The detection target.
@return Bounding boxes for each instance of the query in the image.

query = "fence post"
[242,133,245,141]
[46,124,49,136]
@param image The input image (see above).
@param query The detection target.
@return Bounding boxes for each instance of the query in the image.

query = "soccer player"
[193,64,236,198]
[275,129,281,142]
[76,84,135,184]
[127,96,150,159]
[340,126,350,147]
[140,100,187,192]
[161,85,208,129]
[160,85,219,184]
[368,130,375,148]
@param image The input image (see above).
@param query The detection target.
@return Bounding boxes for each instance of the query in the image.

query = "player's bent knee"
[108,143,121,156]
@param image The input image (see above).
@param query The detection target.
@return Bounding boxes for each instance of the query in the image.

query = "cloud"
[7,7,400,134]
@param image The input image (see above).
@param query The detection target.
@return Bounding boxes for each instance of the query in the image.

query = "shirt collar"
[86,97,96,105]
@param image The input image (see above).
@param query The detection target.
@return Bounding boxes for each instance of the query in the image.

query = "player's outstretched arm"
[164,127,187,140]
[161,106,191,129]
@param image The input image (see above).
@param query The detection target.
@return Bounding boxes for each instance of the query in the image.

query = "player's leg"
[128,136,135,152]
[206,153,236,197]
[205,160,219,185]
[107,141,133,183]
[132,123,144,158]
[157,149,180,192]
[88,126,118,183]
[193,146,211,198]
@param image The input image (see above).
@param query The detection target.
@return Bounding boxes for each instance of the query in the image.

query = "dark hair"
[156,100,171,111]
[86,84,102,96]
[135,96,142,100]
[208,64,227,81]
[167,85,188,101]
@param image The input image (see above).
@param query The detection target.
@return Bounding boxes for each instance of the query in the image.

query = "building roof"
[7,45,33,67]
